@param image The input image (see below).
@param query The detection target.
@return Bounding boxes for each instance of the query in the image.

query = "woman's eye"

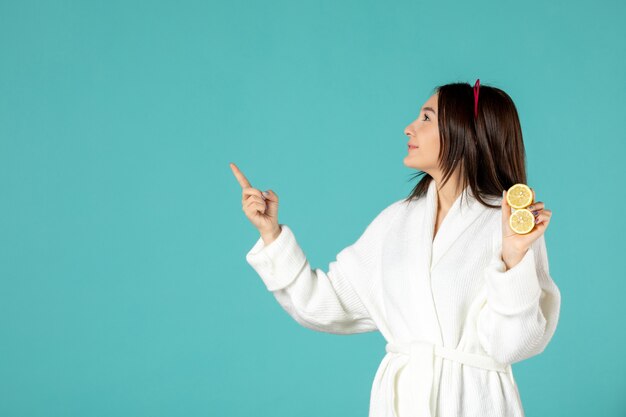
[422,114,430,121]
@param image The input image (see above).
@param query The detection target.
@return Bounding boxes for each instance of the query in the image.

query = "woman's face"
[403,93,440,173]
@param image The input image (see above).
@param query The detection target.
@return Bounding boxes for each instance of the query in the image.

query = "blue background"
[1,0,624,416]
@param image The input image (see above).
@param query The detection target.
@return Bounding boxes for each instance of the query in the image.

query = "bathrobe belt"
[385,341,514,417]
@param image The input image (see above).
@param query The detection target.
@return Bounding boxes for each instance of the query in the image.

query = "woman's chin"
[403,157,420,170]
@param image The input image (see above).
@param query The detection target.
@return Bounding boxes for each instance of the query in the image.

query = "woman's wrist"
[501,247,528,271]
[261,225,282,246]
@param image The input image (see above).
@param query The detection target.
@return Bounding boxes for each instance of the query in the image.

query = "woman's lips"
[408,145,418,150]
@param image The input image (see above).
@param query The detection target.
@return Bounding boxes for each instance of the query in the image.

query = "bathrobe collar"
[419,179,494,273]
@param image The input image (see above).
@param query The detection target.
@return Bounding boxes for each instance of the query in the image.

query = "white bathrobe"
[246,180,561,417]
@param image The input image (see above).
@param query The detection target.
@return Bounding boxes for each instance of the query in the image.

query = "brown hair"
[403,81,528,209]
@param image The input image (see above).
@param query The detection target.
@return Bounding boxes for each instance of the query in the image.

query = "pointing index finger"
[229,162,252,188]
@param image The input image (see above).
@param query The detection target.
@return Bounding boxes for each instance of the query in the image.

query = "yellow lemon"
[506,183,534,209]
[509,208,535,234]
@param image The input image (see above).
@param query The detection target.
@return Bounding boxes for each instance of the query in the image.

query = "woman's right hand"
[229,162,281,237]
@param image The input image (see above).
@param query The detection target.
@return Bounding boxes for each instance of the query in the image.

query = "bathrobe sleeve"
[477,232,562,365]
[245,201,402,335]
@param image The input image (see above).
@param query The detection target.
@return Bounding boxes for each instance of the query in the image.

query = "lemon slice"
[509,208,535,234]
[506,183,533,209]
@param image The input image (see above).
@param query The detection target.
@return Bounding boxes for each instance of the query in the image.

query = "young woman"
[230,80,561,417]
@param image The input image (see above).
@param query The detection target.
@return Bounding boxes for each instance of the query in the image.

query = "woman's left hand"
[501,188,552,270]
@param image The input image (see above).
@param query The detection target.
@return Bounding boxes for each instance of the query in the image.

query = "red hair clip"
[473,78,480,119]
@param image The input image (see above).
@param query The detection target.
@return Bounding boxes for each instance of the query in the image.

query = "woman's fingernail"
[262,191,269,197]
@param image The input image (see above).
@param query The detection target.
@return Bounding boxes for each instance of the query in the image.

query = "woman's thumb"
[263,190,279,216]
